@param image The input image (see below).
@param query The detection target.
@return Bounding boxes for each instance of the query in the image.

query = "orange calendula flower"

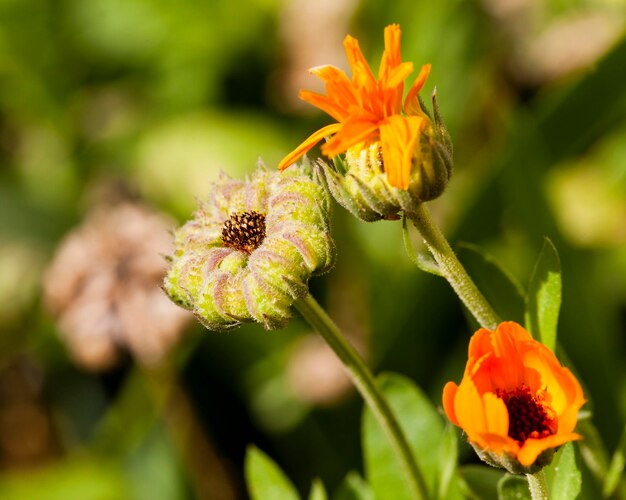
[443,322,585,474]
[279,25,452,221]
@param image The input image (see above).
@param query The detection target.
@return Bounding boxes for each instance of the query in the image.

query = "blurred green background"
[1,0,625,498]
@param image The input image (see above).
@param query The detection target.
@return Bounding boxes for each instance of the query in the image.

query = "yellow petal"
[454,379,486,442]
[483,391,509,436]
[379,115,424,189]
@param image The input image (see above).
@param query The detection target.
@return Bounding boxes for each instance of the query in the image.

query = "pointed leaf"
[309,479,328,500]
[603,423,626,497]
[245,446,300,500]
[332,153,348,175]
[543,443,581,500]
[333,472,374,500]
[437,425,458,499]
[458,243,525,324]
[497,474,531,500]
[362,373,444,499]
[576,418,610,483]
[525,238,561,351]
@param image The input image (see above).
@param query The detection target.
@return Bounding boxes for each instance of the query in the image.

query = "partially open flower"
[164,162,334,331]
[443,322,585,474]
[279,24,452,221]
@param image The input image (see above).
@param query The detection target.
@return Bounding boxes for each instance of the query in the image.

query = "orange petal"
[498,321,533,342]
[378,24,402,81]
[321,116,379,158]
[379,115,424,189]
[547,368,584,432]
[278,123,342,171]
[517,433,581,466]
[404,64,431,115]
[476,432,518,456]
[454,379,487,442]
[442,382,459,426]
[309,64,351,84]
[299,90,352,122]
[558,404,581,436]
[343,34,376,92]
[467,328,494,362]
[491,323,528,390]
[386,61,414,89]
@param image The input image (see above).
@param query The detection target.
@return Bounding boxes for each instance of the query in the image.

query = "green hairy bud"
[164,162,335,331]
[316,93,453,222]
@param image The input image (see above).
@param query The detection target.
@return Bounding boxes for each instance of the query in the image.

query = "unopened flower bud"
[164,163,335,331]
[315,93,452,222]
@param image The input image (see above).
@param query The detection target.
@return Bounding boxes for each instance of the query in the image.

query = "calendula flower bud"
[443,322,585,474]
[43,203,191,370]
[164,162,334,331]
[279,24,453,222]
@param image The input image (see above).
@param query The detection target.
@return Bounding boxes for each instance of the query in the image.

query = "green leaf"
[458,465,504,500]
[309,479,328,500]
[333,472,374,500]
[332,153,348,176]
[497,474,531,500]
[545,443,581,500]
[576,418,610,483]
[402,214,442,276]
[603,423,626,497]
[0,457,128,500]
[245,446,300,500]
[362,373,444,500]
[525,238,562,351]
[437,425,458,499]
[458,243,525,324]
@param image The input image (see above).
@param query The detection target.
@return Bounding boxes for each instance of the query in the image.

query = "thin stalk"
[526,470,549,500]
[409,204,500,329]
[294,293,429,500]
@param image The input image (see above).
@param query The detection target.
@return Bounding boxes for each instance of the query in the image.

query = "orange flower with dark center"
[443,322,585,472]
[278,24,432,190]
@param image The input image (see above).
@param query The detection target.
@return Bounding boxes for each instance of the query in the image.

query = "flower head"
[443,322,585,474]
[164,162,334,331]
[279,24,452,220]
[44,203,191,370]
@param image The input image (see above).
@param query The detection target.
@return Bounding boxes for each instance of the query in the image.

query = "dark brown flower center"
[221,211,266,254]
[497,385,556,445]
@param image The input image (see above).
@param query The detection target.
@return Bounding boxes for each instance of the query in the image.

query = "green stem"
[409,204,500,330]
[526,470,549,500]
[294,293,429,500]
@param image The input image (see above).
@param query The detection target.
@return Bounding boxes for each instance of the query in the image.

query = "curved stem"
[408,204,500,330]
[294,293,429,500]
[527,470,549,500]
